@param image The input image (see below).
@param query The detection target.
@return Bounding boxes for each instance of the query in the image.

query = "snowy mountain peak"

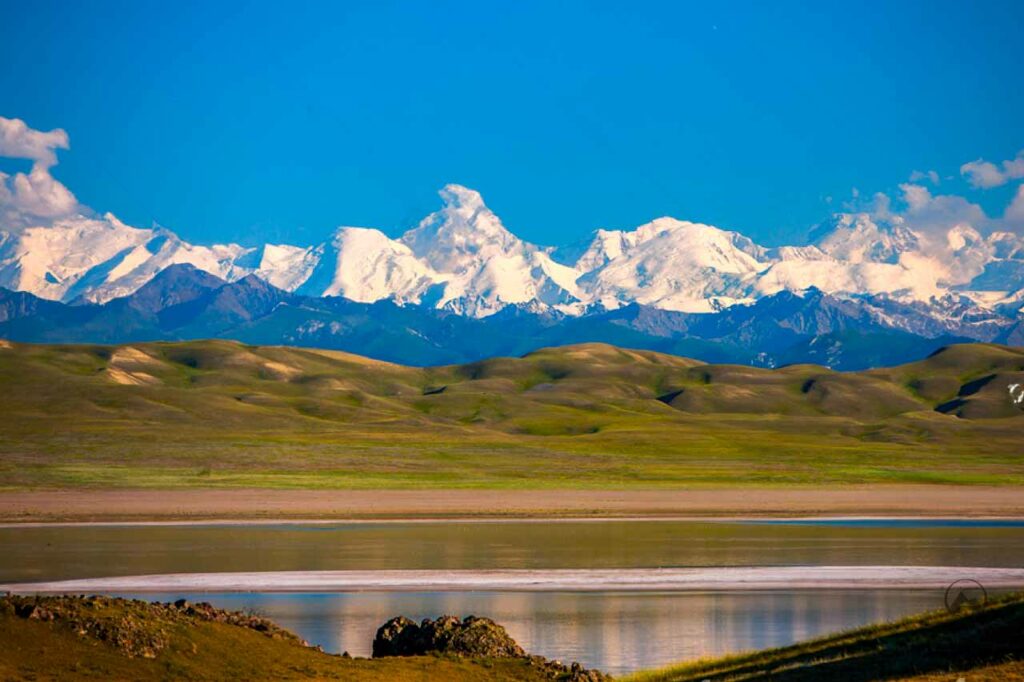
[320,226,441,303]
[255,243,321,292]
[572,217,769,313]
[438,183,487,211]
[989,232,1024,260]
[2,174,1024,322]
[400,185,521,269]
[0,212,255,304]
[394,185,583,317]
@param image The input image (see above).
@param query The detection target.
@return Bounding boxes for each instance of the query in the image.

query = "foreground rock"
[373,614,525,658]
[373,614,610,681]
[1,594,302,659]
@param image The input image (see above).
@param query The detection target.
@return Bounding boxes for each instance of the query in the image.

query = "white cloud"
[0,116,79,227]
[889,183,994,283]
[5,167,77,217]
[960,150,1024,189]
[898,183,988,233]
[869,191,892,220]
[0,117,68,170]
[909,169,940,185]
[854,169,1024,244]
[1006,184,1024,226]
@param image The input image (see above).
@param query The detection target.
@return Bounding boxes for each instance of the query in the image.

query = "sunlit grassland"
[1,340,1022,490]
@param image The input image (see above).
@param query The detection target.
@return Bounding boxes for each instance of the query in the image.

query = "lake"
[4,518,1023,675]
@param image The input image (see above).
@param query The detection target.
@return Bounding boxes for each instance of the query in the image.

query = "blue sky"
[1,0,1022,247]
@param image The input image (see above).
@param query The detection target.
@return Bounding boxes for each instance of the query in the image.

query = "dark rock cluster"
[524,656,611,682]
[373,614,610,681]
[373,614,526,658]
[1,594,302,659]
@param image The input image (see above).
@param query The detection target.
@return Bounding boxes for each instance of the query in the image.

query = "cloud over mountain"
[0,117,78,225]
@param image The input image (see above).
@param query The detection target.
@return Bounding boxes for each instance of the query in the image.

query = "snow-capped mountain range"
[3,183,1024,326]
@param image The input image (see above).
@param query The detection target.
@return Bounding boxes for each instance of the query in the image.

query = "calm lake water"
[4,519,1024,675]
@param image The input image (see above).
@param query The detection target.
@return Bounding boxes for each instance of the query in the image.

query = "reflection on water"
[3,519,1024,583]
[112,589,946,675]
[7,520,1024,675]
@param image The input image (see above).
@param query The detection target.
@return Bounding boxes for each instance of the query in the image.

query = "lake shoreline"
[1,485,1023,523]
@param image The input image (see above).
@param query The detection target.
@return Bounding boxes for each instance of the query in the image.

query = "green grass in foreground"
[1,340,1023,490]
[624,593,1024,682]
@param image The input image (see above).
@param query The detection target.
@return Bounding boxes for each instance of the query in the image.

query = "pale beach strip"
[5,566,1024,594]
[3,486,1024,523]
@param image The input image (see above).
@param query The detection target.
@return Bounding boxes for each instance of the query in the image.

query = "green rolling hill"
[1,340,1022,490]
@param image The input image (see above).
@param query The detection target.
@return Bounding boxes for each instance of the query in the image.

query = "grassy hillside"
[1,339,1022,489]
[0,595,578,681]
[625,593,1024,682]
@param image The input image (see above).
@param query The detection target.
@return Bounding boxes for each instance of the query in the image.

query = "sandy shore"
[6,566,1024,593]
[1,486,1022,523]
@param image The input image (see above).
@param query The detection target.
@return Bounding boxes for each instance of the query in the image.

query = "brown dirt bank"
[1,486,1022,523]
